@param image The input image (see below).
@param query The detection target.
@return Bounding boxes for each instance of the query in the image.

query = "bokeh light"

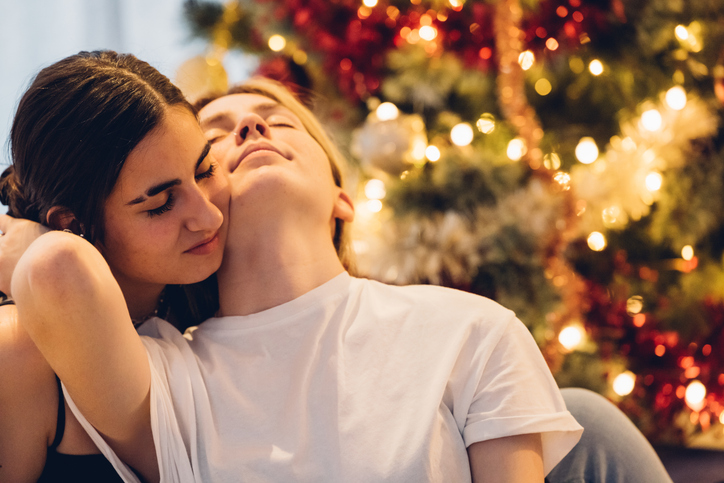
[587,231,607,251]
[685,380,706,411]
[641,109,663,131]
[518,50,535,70]
[376,102,399,121]
[425,145,441,162]
[507,138,527,161]
[451,123,474,146]
[613,371,636,396]
[575,137,599,164]
[476,114,495,134]
[665,86,687,110]
[589,59,604,75]
[364,179,386,200]
[268,35,287,52]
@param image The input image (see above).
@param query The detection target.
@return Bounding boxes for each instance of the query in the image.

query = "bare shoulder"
[0,304,57,481]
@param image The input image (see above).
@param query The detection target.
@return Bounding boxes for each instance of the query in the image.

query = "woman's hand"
[0,215,50,296]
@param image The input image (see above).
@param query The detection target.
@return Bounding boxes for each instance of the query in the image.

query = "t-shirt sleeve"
[63,321,197,483]
[460,313,583,475]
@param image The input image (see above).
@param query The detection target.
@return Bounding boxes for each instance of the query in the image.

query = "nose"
[234,113,271,144]
[185,182,225,234]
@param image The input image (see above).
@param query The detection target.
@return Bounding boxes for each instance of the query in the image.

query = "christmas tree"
[182,0,724,445]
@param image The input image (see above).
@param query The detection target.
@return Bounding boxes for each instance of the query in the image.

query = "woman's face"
[198,93,352,235]
[99,105,230,290]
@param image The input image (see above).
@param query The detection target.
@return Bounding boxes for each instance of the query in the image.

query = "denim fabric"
[546,388,673,483]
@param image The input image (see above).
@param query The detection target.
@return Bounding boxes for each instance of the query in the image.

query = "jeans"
[547,388,673,483]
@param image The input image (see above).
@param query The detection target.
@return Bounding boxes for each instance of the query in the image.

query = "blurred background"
[6,0,724,477]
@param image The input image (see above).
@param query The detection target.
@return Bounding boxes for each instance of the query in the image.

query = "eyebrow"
[127,142,211,206]
[199,102,282,127]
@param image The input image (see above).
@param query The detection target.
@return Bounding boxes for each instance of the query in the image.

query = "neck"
[217,222,345,316]
[115,278,166,322]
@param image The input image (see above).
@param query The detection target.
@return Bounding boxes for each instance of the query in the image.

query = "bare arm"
[11,231,158,482]
[468,433,544,483]
[0,304,56,482]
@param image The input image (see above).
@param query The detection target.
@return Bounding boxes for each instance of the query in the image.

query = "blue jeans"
[547,388,673,483]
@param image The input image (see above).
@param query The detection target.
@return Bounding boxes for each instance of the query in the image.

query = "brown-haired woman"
[0,50,228,482]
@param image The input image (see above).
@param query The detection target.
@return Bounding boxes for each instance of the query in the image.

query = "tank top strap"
[49,375,66,451]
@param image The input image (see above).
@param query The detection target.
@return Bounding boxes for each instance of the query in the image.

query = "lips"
[185,231,220,255]
[230,142,290,172]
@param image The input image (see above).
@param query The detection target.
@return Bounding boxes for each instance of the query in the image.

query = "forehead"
[199,93,291,124]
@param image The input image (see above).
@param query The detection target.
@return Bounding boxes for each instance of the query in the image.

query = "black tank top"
[36,373,124,482]
[0,296,125,482]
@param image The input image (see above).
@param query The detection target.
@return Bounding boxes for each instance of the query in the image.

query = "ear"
[46,206,84,234]
[332,189,355,223]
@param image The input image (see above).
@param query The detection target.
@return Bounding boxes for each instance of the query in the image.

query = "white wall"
[0,0,256,167]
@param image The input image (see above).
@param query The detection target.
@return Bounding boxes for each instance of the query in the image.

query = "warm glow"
[559,325,584,350]
[666,86,687,110]
[535,78,552,96]
[545,38,559,51]
[543,153,561,170]
[425,145,441,162]
[419,25,437,41]
[362,0,378,6]
[376,102,399,121]
[641,109,663,131]
[602,205,621,225]
[364,179,386,200]
[518,50,535,71]
[626,295,644,315]
[682,245,694,261]
[476,114,496,134]
[451,123,474,146]
[675,25,689,41]
[366,199,383,213]
[575,137,599,164]
[507,138,527,161]
[268,35,286,52]
[587,232,607,251]
[411,137,427,161]
[613,372,636,396]
[589,59,604,76]
[645,172,663,192]
[685,380,706,411]
[553,171,571,191]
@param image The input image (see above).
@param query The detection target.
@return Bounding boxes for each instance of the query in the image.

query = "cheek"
[210,142,235,173]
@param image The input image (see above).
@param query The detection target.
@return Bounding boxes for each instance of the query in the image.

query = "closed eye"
[147,192,175,217]
[195,161,217,181]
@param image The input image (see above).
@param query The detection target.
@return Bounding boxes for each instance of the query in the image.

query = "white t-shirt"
[68,273,582,482]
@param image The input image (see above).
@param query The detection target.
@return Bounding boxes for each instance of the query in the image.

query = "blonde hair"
[195,78,356,274]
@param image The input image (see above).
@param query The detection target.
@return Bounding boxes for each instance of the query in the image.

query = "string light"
[641,109,663,131]
[613,371,636,396]
[364,179,386,200]
[366,199,383,213]
[645,172,663,192]
[507,138,527,161]
[558,325,584,350]
[587,232,607,251]
[675,25,689,41]
[589,59,604,76]
[362,0,378,6]
[575,137,599,164]
[268,35,286,52]
[682,245,694,261]
[535,78,552,96]
[425,145,441,162]
[543,153,561,170]
[685,380,706,411]
[451,123,474,146]
[518,50,535,71]
[419,26,437,41]
[376,102,399,121]
[626,296,644,315]
[553,171,571,190]
[476,114,495,134]
[665,86,687,110]
[545,38,559,51]
[602,205,621,225]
